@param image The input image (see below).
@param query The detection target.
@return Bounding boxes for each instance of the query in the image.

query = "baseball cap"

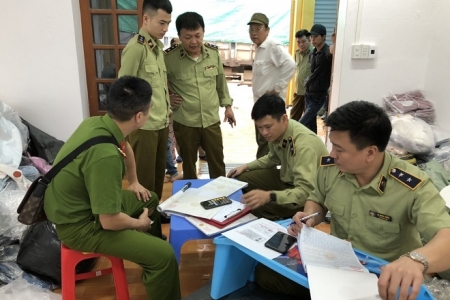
[310,24,326,36]
[247,13,269,26]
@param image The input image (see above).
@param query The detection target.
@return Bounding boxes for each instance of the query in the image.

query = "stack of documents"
[157,177,255,234]
[299,227,380,300]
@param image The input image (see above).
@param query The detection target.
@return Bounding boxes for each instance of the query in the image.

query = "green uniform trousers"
[255,124,269,159]
[255,264,311,299]
[128,127,169,199]
[173,121,225,179]
[237,169,302,220]
[290,93,306,121]
[55,190,181,300]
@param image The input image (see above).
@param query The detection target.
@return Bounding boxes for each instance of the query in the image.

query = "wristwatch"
[269,192,277,203]
[401,251,429,273]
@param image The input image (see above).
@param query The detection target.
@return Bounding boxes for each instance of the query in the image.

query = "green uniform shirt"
[247,119,329,206]
[295,44,314,95]
[118,28,169,130]
[164,43,233,128]
[309,152,450,262]
[44,114,125,225]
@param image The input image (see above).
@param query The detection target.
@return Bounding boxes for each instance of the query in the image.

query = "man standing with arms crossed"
[290,29,314,121]
[248,13,296,158]
[299,23,333,134]
[164,12,236,179]
[118,0,172,199]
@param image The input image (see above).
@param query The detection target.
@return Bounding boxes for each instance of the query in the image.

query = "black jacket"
[305,44,333,96]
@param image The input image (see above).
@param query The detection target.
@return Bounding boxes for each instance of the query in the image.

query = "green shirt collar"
[297,44,314,56]
[138,28,163,51]
[341,153,392,195]
[102,114,125,144]
[276,119,295,148]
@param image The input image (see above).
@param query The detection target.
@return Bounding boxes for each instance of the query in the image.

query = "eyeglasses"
[249,27,265,33]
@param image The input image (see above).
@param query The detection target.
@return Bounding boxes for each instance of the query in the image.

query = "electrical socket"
[352,45,361,59]
[361,45,370,58]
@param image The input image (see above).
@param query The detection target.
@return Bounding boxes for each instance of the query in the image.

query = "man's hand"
[223,106,236,128]
[227,165,247,178]
[127,181,152,202]
[170,93,183,108]
[136,208,152,232]
[378,256,424,300]
[241,190,270,209]
[287,211,315,236]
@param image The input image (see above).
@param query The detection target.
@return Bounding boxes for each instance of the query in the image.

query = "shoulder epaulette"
[164,44,179,55]
[389,168,423,190]
[137,35,145,45]
[204,42,218,50]
[320,156,335,166]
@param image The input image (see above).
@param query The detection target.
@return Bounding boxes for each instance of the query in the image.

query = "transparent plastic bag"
[389,115,435,154]
[424,276,450,300]
[0,190,28,240]
[0,277,61,300]
[0,101,28,152]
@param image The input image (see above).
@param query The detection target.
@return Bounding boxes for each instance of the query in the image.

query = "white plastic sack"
[0,111,22,172]
[0,277,61,300]
[390,115,435,154]
[0,101,28,151]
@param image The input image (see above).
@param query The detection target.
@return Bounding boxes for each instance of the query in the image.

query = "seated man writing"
[257,100,450,300]
[44,76,181,300]
[228,94,328,220]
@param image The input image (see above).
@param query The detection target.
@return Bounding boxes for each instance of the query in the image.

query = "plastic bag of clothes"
[389,115,435,155]
[0,190,28,240]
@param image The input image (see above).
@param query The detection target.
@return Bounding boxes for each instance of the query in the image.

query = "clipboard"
[196,205,252,229]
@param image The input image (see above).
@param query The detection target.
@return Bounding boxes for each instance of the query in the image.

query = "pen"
[288,212,321,226]
[224,208,242,219]
[181,182,192,192]
[228,170,237,178]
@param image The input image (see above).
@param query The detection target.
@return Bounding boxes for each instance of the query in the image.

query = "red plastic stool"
[61,244,130,300]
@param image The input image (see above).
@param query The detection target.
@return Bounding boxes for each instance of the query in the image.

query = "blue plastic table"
[210,219,435,300]
[169,179,243,264]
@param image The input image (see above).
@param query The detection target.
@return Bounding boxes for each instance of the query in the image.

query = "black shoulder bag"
[17,136,119,225]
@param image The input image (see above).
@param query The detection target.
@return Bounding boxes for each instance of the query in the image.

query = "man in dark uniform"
[44,76,181,300]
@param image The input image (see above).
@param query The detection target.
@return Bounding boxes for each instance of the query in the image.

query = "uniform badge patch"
[320,156,335,166]
[281,139,287,149]
[369,210,392,222]
[148,40,155,50]
[389,168,423,190]
[288,136,296,157]
[163,44,178,55]
[180,48,185,58]
[204,42,218,50]
[118,141,127,158]
[377,175,387,193]
[137,35,145,44]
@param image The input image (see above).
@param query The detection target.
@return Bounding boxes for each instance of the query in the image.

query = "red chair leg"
[109,256,130,300]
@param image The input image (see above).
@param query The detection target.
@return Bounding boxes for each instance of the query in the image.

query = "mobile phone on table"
[264,231,297,254]
[200,196,232,210]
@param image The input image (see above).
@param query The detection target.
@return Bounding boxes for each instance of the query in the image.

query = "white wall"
[424,0,450,129]
[331,0,436,113]
[0,0,89,141]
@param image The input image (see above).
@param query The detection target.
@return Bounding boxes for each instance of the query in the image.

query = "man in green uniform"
[164,12,236,179]
[257,101,450,300]
[290,29,314,121]
[118,0,172,199]
[228,94,328,220]
[44,76,181,300]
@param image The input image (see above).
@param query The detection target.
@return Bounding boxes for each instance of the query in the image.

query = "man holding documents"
[228,94,328,220]
[258,100,450,299]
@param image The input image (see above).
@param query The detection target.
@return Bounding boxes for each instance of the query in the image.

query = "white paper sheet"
[211,200,246,222]
[299,226,368,273]
[157,177,248,219]
[308,265,380,300]
[222,218,290,259]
